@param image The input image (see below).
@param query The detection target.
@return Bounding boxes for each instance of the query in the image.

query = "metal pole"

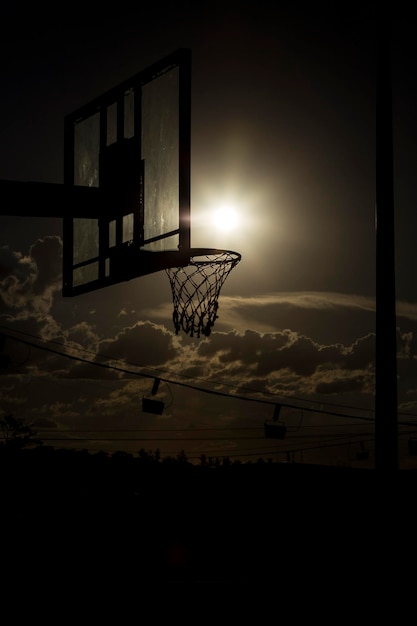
[375,18,398,471]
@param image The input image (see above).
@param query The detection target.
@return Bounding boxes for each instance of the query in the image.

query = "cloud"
[1,231,416,444]
[221,291,377,312]
[98,321,181,367]
[397,301,417,322]
[188,328,376,402]
[146,289,378,338]
[0,237,62,329]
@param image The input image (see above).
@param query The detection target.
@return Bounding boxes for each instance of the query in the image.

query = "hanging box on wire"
[142,397,165,415]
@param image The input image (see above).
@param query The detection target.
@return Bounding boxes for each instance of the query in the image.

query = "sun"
[213,204,239,231]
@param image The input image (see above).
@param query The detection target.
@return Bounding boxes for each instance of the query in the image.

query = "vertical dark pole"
[98,106,109,281]
[134,80,144,246]
[178,48,191,252]
[62,114,75,297]
[375,18,398,471]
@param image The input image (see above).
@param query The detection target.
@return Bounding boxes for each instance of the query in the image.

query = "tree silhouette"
[0,413,41,451]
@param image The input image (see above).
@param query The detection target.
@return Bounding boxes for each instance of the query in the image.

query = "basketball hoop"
[165,248,241,338]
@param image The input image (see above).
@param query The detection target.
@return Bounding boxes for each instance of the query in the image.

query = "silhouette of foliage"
[0,413,41,451]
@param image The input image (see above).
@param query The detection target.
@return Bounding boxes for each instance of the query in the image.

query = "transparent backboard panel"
[74,113,100,188]
[72,114,100,288]
[142,68,179,252]
[62,49,190,296]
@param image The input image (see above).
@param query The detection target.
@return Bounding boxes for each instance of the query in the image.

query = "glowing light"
[213,205,238,231]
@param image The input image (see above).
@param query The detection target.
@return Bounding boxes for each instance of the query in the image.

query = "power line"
[0,325,380,422]
[0,324,376,415]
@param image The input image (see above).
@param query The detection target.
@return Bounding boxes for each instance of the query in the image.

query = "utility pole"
[375,17,398,471]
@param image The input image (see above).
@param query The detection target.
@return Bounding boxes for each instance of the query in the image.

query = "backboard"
[62,48,191,297]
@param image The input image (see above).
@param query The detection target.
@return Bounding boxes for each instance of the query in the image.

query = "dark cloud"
[98,321,179,367]
[195,327,375,380]
[0,236,61,315]
[29,236,62,294]
[0,245,19,279]
[315,375,371,395]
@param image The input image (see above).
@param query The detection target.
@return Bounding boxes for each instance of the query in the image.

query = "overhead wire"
[2,324,417,461]
[0,324,380,422]
[0,324,376,415]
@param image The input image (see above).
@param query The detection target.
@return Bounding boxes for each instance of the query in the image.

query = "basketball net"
[165,250,241,338]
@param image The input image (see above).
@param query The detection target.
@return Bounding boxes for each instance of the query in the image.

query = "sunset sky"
[1,5,417,468]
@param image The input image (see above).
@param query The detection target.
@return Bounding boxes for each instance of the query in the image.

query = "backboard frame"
[62,48,191,297]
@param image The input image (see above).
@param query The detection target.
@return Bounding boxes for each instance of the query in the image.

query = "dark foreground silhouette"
[2,446,416,589]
